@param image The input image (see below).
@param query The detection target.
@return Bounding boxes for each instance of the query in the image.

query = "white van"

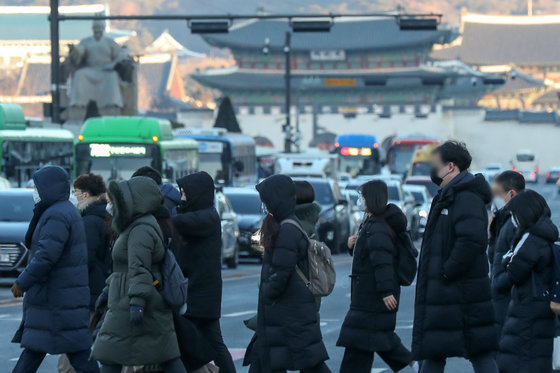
[513,149,539,183]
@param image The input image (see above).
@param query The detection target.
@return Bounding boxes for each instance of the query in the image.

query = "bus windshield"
[199,152,228,184]
[2,140,73,186]
[390,144,417,174]
[75,143,161,182]
[339,155,379,176]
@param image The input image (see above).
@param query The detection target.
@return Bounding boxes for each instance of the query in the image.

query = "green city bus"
[74,116,199,182]
[0,103,74,187]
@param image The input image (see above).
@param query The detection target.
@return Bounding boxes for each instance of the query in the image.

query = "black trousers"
[248,360,331,373]
[188,316,236,373]
[340,335,412,373]
[12,348,99,373]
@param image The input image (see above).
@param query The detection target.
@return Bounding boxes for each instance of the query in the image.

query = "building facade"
[192,16,505,115]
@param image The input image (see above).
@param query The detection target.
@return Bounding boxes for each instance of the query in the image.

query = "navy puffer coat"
[14,166,91,354]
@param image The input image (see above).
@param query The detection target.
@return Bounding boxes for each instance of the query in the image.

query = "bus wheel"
[226,246,239,269]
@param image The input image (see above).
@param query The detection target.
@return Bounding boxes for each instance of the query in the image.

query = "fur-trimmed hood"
[78,194,106,213]
[108,176,162,233]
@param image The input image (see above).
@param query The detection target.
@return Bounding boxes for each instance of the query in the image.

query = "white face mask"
[357,196,366,212]
[492,196,506,212]
[69,193,79,208]
[105,203,113,216]
[32,189,41,204]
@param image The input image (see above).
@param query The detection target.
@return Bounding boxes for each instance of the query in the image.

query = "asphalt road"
[0,181,558,373]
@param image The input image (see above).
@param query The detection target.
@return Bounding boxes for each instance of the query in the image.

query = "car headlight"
[419,210,428,219]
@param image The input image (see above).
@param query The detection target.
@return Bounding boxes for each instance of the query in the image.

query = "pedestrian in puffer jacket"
[172,171,236,373]
[91,176,184,373]
[338,180,416,373]
[11,166,98,373]
[73,173,111,310]
[488,170,525,337]
[412,141,498,372]
[244,175,331,373]
[495,190,558,373]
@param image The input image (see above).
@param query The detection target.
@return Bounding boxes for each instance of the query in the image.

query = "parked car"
[223,187,265,261]
[403,184,431,240]
[546,167,560,184]
[295,178,349,254]
[0,189,34,275]
[215,190,240,269]
[404,175,440,198]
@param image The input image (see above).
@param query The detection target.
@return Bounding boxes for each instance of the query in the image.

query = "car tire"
[226,245,239,269]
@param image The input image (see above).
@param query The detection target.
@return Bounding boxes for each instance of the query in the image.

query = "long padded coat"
[14,166,92,354]
[412,172,498,360]
[497,216,558,372]
[245,175,329,372]
[91,176,180,366]
[172,172,223,320]
[337,204,408,352]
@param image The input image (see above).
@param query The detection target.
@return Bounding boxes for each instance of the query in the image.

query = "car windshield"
[0,194,34,222]
[516,154,535,162]
[406,180,440,197]
[308,181,335,206]
[226,193,262,215]
[387,186,400,201]
[410,191,426,203]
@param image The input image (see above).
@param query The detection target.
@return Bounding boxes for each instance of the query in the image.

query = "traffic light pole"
[49,0,61,124]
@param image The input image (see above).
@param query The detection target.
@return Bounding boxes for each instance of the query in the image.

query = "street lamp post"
[49,0,61,124]
[283,31,292,154]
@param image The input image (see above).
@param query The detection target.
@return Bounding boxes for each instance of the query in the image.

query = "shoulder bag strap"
[281,219,311,285]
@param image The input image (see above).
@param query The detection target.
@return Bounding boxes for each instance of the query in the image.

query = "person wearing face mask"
[487,171,525,339]
[494,190,558,372]
[72,174,111,311]
[412,141,498,373]
[338,180,417,373]
[57,174,111,373]
[11,166,98,373]
[172,171,236,373]
[91,176,183,373]
[244,175,330,373]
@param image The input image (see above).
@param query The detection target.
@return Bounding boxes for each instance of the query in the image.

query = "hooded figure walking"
[172,171,236,373]
[244,175,330,373]
[11,166,98,373]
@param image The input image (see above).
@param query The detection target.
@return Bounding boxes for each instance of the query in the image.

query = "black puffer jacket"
[80,198,110,310]
[245,175,329,372]
[172,172,222,319]
[412,172,498,360]
[489,209,516,337]
[337,204,406,352]
[497,217,558,373]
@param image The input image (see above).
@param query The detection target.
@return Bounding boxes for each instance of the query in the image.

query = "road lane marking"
[223,310,256,317]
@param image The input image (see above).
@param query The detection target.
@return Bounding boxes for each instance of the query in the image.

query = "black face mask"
[430,167,443,186]
[177,200,189,213]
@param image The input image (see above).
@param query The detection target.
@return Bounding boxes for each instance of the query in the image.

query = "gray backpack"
[129,222,188,309]
[281,219,336,297]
